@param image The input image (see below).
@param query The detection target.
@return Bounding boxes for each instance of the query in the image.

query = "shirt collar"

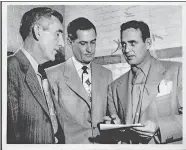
[140,55,151,77]
[72,56,91,72]
[21,48,39,74]
[132,54,151,78]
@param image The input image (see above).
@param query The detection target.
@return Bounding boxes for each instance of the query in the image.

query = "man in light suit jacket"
[105,20,182,144]
[7,7,65,143]
[46,17,113,144]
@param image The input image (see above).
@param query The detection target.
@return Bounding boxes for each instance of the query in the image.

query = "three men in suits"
[46,17,113,143]
[106,20,182,144]
[7,7,65,143]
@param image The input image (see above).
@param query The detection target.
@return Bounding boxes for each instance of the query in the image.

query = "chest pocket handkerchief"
[156,79,173,97]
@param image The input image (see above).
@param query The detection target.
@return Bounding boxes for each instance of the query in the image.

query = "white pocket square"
[156,80,172,97]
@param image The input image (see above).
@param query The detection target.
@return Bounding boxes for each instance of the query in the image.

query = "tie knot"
[82,66,88,74]
[38,65,47,79]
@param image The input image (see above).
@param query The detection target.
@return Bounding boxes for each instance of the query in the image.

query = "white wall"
[64,5,182,80]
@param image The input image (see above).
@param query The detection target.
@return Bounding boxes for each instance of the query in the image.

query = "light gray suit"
[46,58,113,143]
[108,57,182,144]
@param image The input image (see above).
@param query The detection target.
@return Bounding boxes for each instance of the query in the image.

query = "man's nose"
[86,43,91,53]
[124,45,131,53]
[58,35,65,48]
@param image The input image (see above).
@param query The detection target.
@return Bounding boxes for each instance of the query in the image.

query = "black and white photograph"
[1,1,186,150]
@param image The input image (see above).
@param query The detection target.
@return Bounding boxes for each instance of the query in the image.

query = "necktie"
[38,65,58,143]
[132,71,144,124]
[38,65,47,79]
[81,66,91,100]
[81,66,88,83]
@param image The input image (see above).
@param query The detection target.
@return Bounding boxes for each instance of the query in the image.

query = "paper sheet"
[99,123,144,130]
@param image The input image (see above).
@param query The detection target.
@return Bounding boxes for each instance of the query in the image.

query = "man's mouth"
[85,54,93,57]
[126,55,135,59]
[127,55,134,57]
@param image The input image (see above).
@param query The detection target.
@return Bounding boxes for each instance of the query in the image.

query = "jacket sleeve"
[7,59,20,143]
[157,63,182,143]
[45,67,59,103]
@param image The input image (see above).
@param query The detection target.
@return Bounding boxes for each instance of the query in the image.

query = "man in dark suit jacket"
[7,7,65,144]
[46,17,113,143]
[105,20,182,144]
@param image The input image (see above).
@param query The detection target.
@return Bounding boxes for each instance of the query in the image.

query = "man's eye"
[91,41,96,45]
[80,42,86,45]
[131,42,136,46]
[56,33,60,37]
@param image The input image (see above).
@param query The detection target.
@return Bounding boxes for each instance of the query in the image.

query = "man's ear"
[67,37,73,48]
[32,24,42,41]
[145,38,152,50]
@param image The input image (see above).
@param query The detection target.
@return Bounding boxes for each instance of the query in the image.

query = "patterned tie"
[81,66,91,101]
[38,65,58,143]
[81,66,92,124]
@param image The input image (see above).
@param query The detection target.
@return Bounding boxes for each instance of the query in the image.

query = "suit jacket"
[46,58,113,143]
[108,57,182,144]
[7,50,64,144]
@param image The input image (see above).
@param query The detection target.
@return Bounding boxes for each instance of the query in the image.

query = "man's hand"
[102,114,123,143]
[103,114,121,124]
[131,120,159,138]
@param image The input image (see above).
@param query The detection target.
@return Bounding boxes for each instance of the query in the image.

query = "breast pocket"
[155,94,172,117]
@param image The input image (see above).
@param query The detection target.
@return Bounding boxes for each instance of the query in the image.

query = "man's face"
[70,28,96,65]
[121,28,150,66]
[39,16,64,62]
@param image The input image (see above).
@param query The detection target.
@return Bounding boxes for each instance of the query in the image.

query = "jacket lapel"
[141,58,166,116]
[15,50,50,116]
[117,71,133,124]
[64,58,90,107]
[91,62,102,126]
[25,67,50,115]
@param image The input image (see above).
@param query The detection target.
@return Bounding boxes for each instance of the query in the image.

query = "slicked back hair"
[67,17,97,41]
[19,7,63,41]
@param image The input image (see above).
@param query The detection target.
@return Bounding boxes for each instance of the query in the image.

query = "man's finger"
[132,127,152,133]
[103,116,111,121]
[105,120,111,124]
[103,116,112,124]
[111,114,121,124]
[111,114,118,119]
[139,134,154,139]
[131,128,153,137]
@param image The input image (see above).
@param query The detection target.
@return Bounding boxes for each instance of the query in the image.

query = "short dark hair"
[67,17,97,41]
[19,7,63,41]
[120,20,150,42]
